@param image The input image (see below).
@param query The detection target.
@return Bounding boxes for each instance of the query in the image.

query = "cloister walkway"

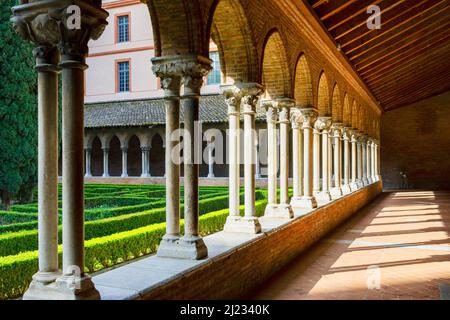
[250,191,450,300]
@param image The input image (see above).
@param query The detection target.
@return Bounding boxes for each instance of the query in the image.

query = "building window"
[118,61,130,92]
[207,51,221,85]
[117,15,129,43]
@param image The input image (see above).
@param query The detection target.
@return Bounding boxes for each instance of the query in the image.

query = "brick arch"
[146,0,207,56]
[293,54,313,107]
[317,71,330,116]
[331,83,342,122]
[91,136,103,177]
[109,135,122,177]
[351,101,359,130]
[343,94,352,126]
[128,135,142,177]
[207,0,258,83]
[261,29,291,99]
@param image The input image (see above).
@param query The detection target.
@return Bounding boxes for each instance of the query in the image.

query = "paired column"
[314,117,332,202]
[298,108,318,209]
[102,147,109,177]
[357,133,364,188]
[224,83,263,233]
[263,101,279,215]
[361,135,369,186]
[350,130,359,190]
[312,122,321,196]
[222,86,241,224]
[14,0,107,300]
[121,146,128,178]
[330,123,343,198]
[153,55,211,259]
[290,108,304,208]
[341,127,352,194]
[141,146,151,178]
[85,147,92,178]
[366,139,373,184]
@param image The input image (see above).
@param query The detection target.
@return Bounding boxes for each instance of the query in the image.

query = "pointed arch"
[343,94,352,126]
[261,29,291,99]
[331,83,342,122]
[317,71,330,116]
[293,54,313,108]
[109,135,122,177]
[207,0,258,84]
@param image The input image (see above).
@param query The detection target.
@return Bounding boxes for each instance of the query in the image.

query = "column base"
[315,191,332,202]
[102,174,110,178]
[330,187,343,199]
[207,173,215,178]
[121,174,129,178]
[362,178,370,186]
[292,196,317,209]
[367,177,373,184]
[350,182,359,191]
[85,174,92,178]
[342,184,352,195]
[157,234,208,260]
[24,273,99,300]
[223,215,261,234]
[264,203,294,219]
[141,173,151,178]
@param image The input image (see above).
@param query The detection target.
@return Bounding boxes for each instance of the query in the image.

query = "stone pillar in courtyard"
[12,0,108,300]
[290,108,304,209]
[341,127,352,194]
[314,117,332,202]
[207,137,215,178]
[361,134,369,186]
[141,146,151,178]
[224,83,264,233]
[350,130,359,190]
[366,138,373,184]
[330,123,343,198]
[121,145,128,178]
[297,108,318,209]
[102,147,110,177]
[85,147,92,178]
[152,57,182,258]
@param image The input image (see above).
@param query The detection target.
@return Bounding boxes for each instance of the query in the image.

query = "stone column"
[263,101,279,215]
[179,56,211,259]
[298,108,318,209]
[152,56,182,258]
[222,85,242,229]
[29,47,61,291]
[121,146,128,178]
[360,134,368,186]
[366,139,373,184]
[341,127,352,194]
[85,147,92,178]
[207,138,215,178]
[225,83,263,233]
[12,0,107,300]
[275,99,294,218]
[141,146,151,178]
[255,144,261,179]
[371,139,377,182]
[290,108,304,208]
[350,130,359,190]
[330,123,343,198]
[328,130,333,192]
[357,134,364,188]
[102,147,110,177]
[315,117,332,202]
[312,123,321,196]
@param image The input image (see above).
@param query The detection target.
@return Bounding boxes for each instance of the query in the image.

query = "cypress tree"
[0,0,37,210]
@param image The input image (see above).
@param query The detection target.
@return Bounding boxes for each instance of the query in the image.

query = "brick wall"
[140,181,382,299]
[381,91,450,190]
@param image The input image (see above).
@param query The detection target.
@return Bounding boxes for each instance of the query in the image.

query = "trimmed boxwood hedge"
[0,198,267,300]
[0,191,265,257]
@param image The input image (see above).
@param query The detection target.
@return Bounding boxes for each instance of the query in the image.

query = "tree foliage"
[0,0,37,210]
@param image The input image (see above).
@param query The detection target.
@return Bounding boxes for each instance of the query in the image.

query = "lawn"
[0,184,268,299]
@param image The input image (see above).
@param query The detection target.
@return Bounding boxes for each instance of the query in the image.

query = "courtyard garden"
[0,184,268,299]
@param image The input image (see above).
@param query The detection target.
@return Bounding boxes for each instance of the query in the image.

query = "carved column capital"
[342,127,352,141]
[331,122,344,138]
[12,0,108,68]
[299,108,318,129]
[276,98,294,124]
[290,108,303,129]
[240,83,264,115]
[314,116,332,131]
[220,85,242,116]
[261,100,279,124]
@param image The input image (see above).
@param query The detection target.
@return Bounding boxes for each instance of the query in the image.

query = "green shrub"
[0,191,264,257]
[0,198,267,300]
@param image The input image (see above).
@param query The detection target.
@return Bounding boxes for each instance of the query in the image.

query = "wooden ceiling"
[306,0,450,111]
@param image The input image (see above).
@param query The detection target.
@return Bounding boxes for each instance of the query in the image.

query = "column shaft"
[121,147,128,177]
